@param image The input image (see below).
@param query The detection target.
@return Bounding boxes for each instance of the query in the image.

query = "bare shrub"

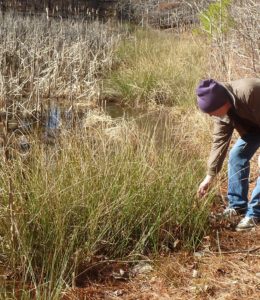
[230,0,260,76]
[196,0,259,79]
[117,0,201,29]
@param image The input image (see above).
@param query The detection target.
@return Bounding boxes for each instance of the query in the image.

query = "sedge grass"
[103,28,207,107]
[0,112,213,299]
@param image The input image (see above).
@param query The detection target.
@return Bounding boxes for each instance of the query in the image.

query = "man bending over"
[196,78,260,231]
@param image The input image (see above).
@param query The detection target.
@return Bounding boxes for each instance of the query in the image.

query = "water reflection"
[0,100,169,150]
[46,105,61,130]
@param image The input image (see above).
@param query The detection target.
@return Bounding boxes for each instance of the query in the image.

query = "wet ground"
[0,99,172,156]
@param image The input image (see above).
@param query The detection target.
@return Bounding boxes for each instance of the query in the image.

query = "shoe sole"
[235,226,255,232]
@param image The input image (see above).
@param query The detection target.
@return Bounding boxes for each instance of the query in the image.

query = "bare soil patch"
[63,215,260,299]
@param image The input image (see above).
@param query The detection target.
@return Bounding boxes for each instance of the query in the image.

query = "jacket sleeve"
[207,118,234,176]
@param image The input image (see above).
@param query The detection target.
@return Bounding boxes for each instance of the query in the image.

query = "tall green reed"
[0,111,212,298]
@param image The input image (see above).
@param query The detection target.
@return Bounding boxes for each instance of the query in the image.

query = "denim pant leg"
[247,177,260,218]
[228,133,260,210]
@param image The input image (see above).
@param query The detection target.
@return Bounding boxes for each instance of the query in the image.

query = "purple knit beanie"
[196,79,230,113]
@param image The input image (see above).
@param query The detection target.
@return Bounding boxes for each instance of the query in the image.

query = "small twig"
[216,230,222,255]
[211,246,260,255]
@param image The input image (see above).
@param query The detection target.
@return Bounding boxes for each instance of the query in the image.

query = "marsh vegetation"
[0,0,259,298]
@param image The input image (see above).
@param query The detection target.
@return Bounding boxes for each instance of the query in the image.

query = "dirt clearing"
[62,216,260,300]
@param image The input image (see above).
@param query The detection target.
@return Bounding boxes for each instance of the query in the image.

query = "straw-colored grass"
[0,13,120,107]
[103,29,207,107]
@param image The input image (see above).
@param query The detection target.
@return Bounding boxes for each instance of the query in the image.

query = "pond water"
[0,99,172,153]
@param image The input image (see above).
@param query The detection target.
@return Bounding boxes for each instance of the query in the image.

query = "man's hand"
[197,175,214,198]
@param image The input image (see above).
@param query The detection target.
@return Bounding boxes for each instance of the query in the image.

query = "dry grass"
[0,13,120,109]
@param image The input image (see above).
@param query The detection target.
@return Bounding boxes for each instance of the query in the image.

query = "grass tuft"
[0,113,212,298]
[103,29,207,107]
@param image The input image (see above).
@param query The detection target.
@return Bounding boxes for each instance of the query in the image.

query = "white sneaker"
[236,217,259,231]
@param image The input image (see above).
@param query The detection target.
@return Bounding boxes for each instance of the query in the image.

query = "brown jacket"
[207,78,260,176]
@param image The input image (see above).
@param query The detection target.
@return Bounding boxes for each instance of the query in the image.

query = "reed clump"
[103,29,207,107]
[0,110,212,299]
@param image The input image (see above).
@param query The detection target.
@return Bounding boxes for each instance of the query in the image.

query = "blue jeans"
[228,132,260,218]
